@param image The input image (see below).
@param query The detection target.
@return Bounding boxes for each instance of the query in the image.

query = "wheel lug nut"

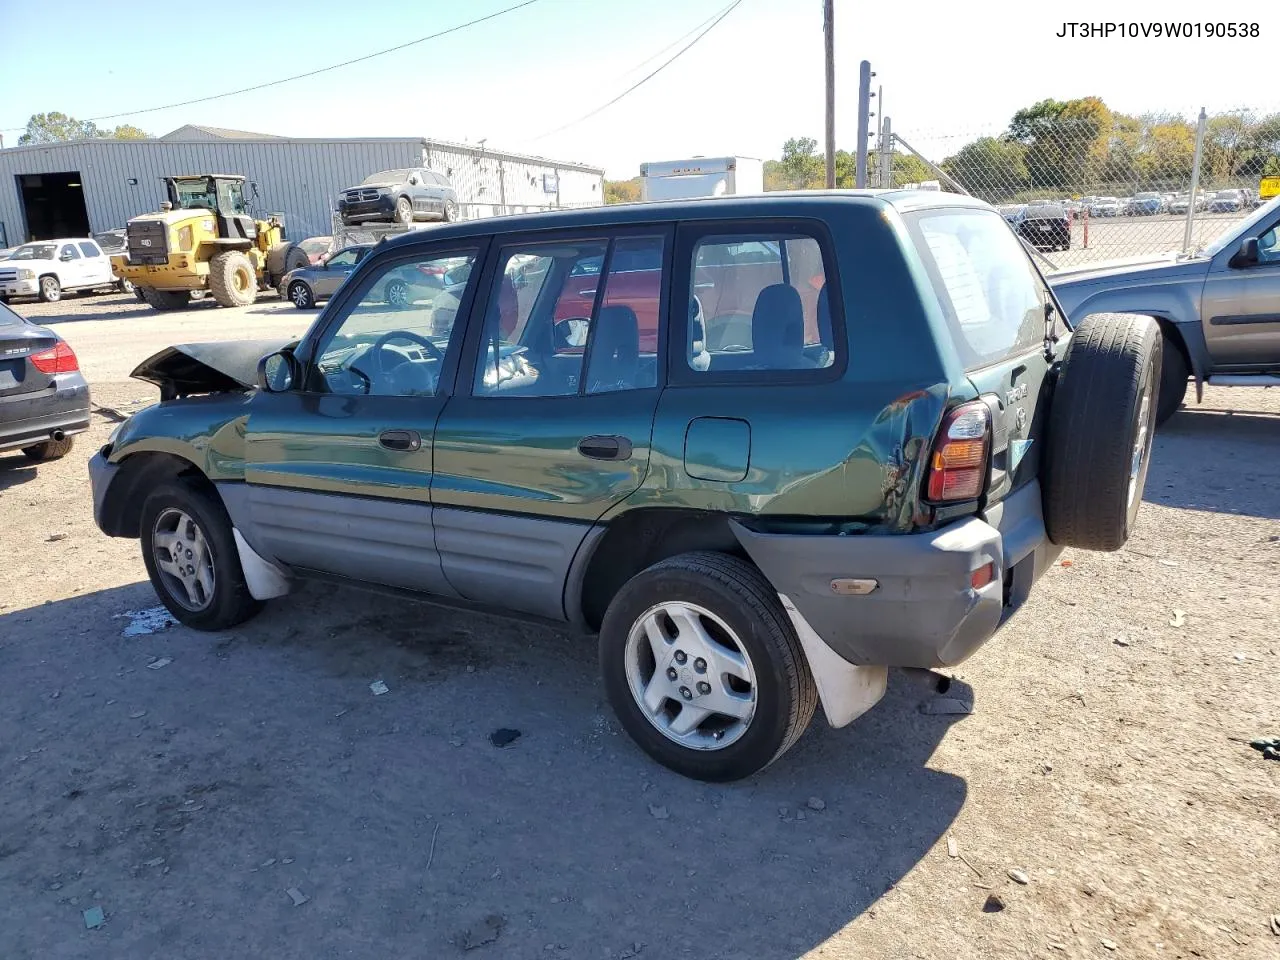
[697,681,711,695]
[694,658,707,673]
[674,651,687,665]
[679,686,692,700]
[666,667,678,681]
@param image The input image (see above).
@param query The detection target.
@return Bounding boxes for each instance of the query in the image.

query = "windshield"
[1201,194,1280,257]
[172,177,245,213]
[362,169,410,185]
[10,243,56,260]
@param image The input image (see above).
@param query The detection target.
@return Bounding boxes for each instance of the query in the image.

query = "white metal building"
[0,126,605,246]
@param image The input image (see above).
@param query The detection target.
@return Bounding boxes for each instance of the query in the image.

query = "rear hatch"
[904,207,1060,509]
[0,306,59,401]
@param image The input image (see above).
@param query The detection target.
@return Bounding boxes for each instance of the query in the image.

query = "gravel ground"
[2,295,1278,960]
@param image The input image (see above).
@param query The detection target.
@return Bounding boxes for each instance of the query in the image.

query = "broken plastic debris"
[82,906,105,929]
[1008,868,1030,885]
[1169,609,1186,627]
[146,658,172,670]
[982,894,1005,913]
[369,680,389,696]
[116,606,178,637]
[286,886,309,906]
[1100,938,1118,951]
[947,836,958,858]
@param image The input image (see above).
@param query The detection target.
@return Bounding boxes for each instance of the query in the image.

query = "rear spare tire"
[208,250,257,308]
[1044,313,1161,552]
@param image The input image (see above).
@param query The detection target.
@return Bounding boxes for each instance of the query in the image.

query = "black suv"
[337,168,459,227]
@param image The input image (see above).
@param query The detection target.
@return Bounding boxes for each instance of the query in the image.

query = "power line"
[1,0,541,134]
[610,4,730,84]
[528,0,744,142]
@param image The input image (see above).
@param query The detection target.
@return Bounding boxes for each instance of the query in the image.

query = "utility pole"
[855,60,873,188]
[823,0,835,189]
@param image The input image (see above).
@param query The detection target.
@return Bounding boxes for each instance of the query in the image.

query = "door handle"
[578,435,633,461]
[379,429,422,451]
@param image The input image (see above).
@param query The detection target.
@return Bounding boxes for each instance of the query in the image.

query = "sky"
[0,0,1276,178]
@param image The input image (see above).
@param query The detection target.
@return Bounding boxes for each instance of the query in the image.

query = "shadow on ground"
[0,580,967,960]
[0,452,38,491]
[1144,407,1280,519]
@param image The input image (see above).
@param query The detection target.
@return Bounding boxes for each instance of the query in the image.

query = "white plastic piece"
[232,528,292,600]
[778,593,888,729]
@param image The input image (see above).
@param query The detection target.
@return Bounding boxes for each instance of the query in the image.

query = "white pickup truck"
[0,238,126,303]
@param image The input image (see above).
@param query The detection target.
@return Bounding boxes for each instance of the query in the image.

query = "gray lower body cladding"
[731,481,1061,669]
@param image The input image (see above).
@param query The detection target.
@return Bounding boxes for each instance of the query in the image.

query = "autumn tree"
[18,112,150,145]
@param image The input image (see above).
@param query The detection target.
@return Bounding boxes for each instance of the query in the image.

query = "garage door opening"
[17,172,90,241]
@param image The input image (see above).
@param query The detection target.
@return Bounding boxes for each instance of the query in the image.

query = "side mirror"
[1231,236,1260,268]
[408,176,419,186]
[257,350,298,393]
[60,252,74,261]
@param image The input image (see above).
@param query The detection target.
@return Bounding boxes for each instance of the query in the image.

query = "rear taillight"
[29,341,79,374]
[925,402,991,502]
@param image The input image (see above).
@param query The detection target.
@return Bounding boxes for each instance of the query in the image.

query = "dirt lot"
[2,293,1278,960]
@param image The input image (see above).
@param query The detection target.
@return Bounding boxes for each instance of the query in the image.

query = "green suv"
[89,192,1161,781]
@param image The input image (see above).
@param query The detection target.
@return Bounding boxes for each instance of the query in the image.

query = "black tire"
[139,287,189,311]
[22,436,74,461]
[116,278,134,295]
[288,280,315,310]
[134,285,147,301]
[266,242,309,289]
[139,480,264,631]
[208,250,257,308]
[442,199,459,222]
[395,197,413,225]
[38,275,61,303]
[385,278,410,308]
[1044,313,1161,552]
[599,551,818,782]
[1155,332,1189,426]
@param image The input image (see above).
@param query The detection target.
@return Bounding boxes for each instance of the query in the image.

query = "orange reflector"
[970,562,996,590]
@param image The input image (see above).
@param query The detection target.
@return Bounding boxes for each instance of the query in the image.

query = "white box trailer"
[639,156,764,201]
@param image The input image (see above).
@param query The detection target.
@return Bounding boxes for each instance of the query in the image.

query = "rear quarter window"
[0,302,26,326]
[906,209,1045,369]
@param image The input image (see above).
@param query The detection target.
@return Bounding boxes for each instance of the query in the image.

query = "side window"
[907,210,1044,368]
[326,249,361,268]
[687,232,834,373]
[474,241,607,397]
[309,248,479,397]
[1258,222,1280,263]
[78,242,102,258]
[474,235,666,397]
[61,244,81,261]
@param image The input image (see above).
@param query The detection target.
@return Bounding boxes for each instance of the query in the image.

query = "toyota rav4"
[88,192,1161,781]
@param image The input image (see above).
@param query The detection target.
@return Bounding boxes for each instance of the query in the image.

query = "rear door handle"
[578,435,633,461]
[379,429,422,451]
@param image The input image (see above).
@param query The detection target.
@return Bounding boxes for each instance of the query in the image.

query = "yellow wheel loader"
[112,175,307,310]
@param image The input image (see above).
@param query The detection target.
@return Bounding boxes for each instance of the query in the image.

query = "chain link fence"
[883,107,1280,270]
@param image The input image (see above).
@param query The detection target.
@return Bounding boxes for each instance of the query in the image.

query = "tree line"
[14,112,150,145]
[941,97,1280,202]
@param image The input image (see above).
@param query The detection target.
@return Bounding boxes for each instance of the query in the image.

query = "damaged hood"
[131,339,295,397]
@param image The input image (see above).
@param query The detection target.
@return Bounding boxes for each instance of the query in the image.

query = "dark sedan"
[1015,202,1072,251]
[337,168,459,227]
[0,302,90,461]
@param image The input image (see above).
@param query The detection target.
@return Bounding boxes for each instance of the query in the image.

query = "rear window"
[0,302,25,326]
[906,209,1045,370]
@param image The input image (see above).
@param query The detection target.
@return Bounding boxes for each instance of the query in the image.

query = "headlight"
[379,187,393,195]
[178,225,194,251]
[18,268,34,280]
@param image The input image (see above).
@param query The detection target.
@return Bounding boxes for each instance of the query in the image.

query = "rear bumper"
[732,480,1062,669]
[0,375,91,451]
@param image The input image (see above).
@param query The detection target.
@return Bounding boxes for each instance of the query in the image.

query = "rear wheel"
[288,280,315,310]
[139,480,264,631]
[395,197,413,225]
[600,552,817,782]
[22,436,74,461]
[1044,313,1161,552]
[139,287,190,311]
[39,275,61,302]
[1156,333,1189,426]
[208,250,257,308]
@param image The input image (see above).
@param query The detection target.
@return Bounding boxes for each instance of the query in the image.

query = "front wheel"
[116,278,134,295]
[395,197,413,225]
[385,278,410,307]
[139,480,264,631]
[600,552,817,782]
[443,199,459,222]
[288,280,315,310]
[39,276,61,302]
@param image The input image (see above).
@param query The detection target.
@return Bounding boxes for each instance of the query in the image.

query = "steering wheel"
[371,329,444,366]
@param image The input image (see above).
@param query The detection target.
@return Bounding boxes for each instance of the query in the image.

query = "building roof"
[159,125,285,141]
